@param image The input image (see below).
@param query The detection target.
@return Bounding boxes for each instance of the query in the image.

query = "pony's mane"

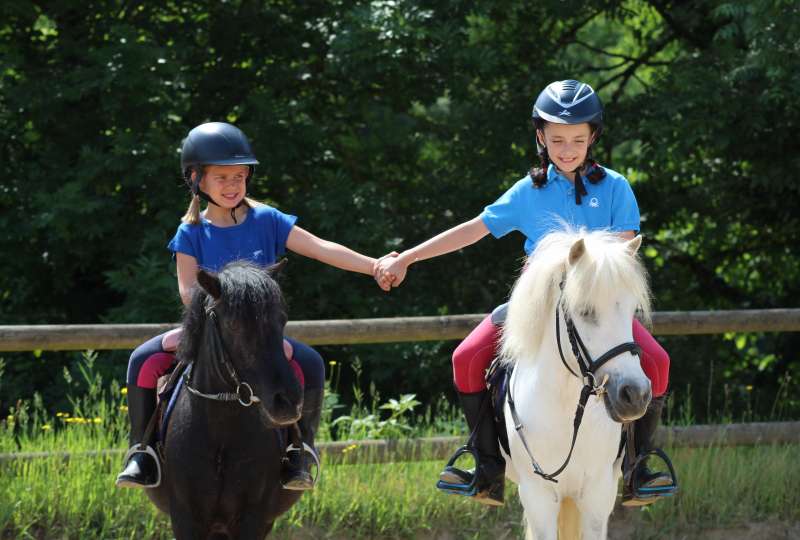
[500,228,651,365]
[179,261,286,362]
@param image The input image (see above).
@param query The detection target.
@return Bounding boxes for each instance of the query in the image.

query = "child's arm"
[176,252,200,307]
[378,216,490,288]
[286,226,388,282]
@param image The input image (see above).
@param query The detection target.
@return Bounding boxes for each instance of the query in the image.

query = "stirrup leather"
[436,445,480,496]
[119,444,162,488]
[282,442,321,491]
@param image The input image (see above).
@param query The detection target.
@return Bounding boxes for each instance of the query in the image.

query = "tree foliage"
[1,0,797,419]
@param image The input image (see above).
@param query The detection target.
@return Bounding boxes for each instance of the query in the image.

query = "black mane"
[178,261,286,363]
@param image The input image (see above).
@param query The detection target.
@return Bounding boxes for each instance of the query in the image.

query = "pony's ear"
[626,235,643,255]
[568,238,586,266]
[196,269,222,300]
[267,258,288,280]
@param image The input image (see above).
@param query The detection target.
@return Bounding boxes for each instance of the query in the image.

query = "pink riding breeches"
[452,315,669,396]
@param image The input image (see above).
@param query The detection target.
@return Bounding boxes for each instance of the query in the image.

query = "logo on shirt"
[558,109,572,116]
[253,250,263,258]
[589,197,600,208]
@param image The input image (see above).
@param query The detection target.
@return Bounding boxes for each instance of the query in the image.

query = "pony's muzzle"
[605,377,651,422]
[263,390,302,426]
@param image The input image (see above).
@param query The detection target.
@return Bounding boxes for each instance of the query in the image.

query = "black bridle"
[183,306,261,408]
[506,280,641,483]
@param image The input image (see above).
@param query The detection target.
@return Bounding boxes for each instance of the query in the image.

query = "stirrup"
[116,444,162,488]
[282,442,321,491]
[436,446,480,497]
[622,447,678,506]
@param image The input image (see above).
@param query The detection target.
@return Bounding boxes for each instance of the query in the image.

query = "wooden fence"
[1,308,799,352]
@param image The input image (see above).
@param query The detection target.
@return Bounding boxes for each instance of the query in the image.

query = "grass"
[1,445,799,539]
[1,353,799,539]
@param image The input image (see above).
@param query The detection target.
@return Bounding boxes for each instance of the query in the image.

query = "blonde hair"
[181,196,260,225]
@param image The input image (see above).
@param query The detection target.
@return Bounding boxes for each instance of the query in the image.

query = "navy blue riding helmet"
[530,80,605,203]
[180,122,259,217]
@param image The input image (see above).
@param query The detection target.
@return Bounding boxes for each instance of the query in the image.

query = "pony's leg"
[238,511,274,539]
[518,481,559,540]
[169,503,203,540]
[574,476,617,540]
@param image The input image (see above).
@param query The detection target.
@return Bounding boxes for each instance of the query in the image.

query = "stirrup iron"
[282,442,321,491]
[624,447,678,504]
[436,445,480,497]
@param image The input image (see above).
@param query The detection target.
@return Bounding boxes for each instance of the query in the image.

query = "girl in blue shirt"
[376,81,672,507]
[117,122,391,491]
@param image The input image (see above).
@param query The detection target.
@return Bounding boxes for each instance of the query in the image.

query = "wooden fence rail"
[1,308,799,352]
[1,422,797,465]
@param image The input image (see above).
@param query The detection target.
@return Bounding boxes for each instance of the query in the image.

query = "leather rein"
[506,280,641,483]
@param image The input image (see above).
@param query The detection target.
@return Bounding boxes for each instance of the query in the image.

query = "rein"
[183,306,262,408]
[506,280,640,483]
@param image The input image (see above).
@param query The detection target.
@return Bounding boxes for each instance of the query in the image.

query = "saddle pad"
[159,364,188,444]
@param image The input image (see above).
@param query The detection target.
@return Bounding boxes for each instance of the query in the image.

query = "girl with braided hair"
[376,80,673,507]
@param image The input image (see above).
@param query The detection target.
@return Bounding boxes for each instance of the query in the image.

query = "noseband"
[507,279,640,483]
[183,306,262,408]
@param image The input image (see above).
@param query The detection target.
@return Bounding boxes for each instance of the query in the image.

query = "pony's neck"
[522,326,584,408]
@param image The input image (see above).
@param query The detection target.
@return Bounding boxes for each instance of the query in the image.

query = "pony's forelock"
[500,228,650,365]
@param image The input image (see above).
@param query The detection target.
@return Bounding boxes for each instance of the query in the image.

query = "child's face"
[537,123,594,173]
[198,164,249,208]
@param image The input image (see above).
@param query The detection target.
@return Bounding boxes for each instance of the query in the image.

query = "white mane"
[500,228,652,365]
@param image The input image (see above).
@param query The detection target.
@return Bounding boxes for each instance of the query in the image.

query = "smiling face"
[197,164,249,208]
[537,122,595,173]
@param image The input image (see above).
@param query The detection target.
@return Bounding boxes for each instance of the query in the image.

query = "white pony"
[500,229,653,540]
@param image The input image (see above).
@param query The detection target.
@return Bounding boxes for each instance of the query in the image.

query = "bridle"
[183,304,262,408]
[506,279,641,483]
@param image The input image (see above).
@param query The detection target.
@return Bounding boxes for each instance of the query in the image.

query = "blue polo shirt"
[481,164,640,254]
[168,205,297,272]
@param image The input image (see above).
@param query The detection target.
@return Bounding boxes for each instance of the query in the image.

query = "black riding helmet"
[531,79,603,135]
[530,80,605,203]
[180,122,259,209]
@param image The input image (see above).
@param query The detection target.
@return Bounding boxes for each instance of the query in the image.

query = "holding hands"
[374,253,410,291]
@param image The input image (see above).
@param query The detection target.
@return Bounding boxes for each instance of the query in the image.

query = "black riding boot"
[116,385,161,489]
[622,395,675,506]
[281,387,323,490]
[438,390,505,506]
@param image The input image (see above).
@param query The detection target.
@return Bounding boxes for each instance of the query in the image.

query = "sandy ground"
[281,515,800,539]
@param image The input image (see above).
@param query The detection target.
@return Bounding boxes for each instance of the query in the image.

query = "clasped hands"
[372,252,408,292]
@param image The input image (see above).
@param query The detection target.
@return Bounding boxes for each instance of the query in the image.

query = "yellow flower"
[746,385,753,392]
[93,418,102,424]
[329,361,337,366]
[119,405,129,413]
[56,412,68,418]
[121,387,128,395]
[41,424,51,431]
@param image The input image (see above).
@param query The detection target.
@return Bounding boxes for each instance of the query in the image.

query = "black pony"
[146,260,306,539]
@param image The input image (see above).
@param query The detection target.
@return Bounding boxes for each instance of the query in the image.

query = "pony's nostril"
[618,384,638,407]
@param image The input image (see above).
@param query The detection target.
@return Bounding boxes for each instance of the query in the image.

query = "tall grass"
[1,353,798,539]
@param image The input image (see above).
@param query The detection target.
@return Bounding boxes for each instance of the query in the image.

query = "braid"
[583,144,606,184]
[530,146,550,188]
